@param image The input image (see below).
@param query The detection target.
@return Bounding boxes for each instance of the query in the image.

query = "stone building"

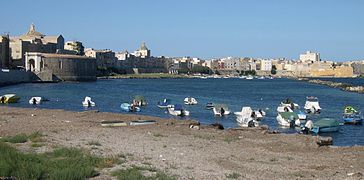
[132,42,150,58]
[64,41,84,55]
[0,35,10,69]
[351,62,364,76]
[299,51,320,63]
[84,48,116,68]
[9,24,64,66]
[25,52,96,81]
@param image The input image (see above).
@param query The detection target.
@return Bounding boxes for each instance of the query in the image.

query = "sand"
[0,106,363,179]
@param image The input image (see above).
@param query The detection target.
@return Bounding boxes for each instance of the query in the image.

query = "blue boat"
[343,114,363,125]
[120,103,141,112]
[311,118,340,134]
[157,99,172,108]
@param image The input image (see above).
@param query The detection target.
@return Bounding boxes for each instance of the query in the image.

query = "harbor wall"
[0,70,32,86]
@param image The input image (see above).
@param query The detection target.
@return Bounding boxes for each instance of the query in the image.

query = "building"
[299,51,320,63]
[84,48,116,68]
[351,62,364,76]
[0,35,10,69]
[9,24,64,66]
[64,41,84,55]
[260,59,272,71]
[132,42,150,58]
[25,52,96,81]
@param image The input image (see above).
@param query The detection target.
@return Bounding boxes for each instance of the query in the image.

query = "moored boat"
[29,97,42,105]
[304,96,321,114]
[82,96,96,107]
[157,99,173,108]
[342,106,363,125]
[311,118,340,133]
[276,112,299,127]
[120,103,140,112]
[133,95,147,106]
[167,104,190,116]
[205,102,214,110]
[0,94,20,103]
[234,107,260,127]
[213,104,231,116]
[184,97,198,105]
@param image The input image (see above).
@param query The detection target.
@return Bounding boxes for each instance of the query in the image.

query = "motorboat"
[120,103,140,112]
[213,104,231,116]
[234,107,265,121]
[133,95,147,106]
[82,96,96,107]
[29,97,42,105]
[277,105,307,126]
[0,94,20,103]
[279,98,299,110]
[246,75,254,80]
[311,118,340,133]
[304,96,321,114]
[276,112,299,127]
[343,106,363,125]
[205,102,214,110]
[167,104,190,116]
[157,99,173,109]
[234,107,260,127]
[184,97,198,105]
[257,76,265,80]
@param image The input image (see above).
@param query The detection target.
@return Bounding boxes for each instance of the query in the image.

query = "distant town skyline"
[1,0,363,61]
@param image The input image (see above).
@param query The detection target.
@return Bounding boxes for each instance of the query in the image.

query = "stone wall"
[0,70,32,86]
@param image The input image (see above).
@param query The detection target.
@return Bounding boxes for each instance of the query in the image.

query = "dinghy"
[311,118,340,133]
[184,97,198,105]
[234,107,265,121]
[157,99,173,108]
[167,104,190,116]
[0,94,20,103]
[133,95,147,106]
[343,106,363,125]
[213,104,231,116]
[304,96,321,114]
[234,107,259,127]
[120,103,140,112]
[82,96,96,107]
[276,112,299,127]
[29,97,42,105]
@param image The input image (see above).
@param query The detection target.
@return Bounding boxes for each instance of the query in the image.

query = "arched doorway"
[28,59,35,71]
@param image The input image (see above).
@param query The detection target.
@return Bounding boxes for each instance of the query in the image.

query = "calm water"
[1,78,363,146]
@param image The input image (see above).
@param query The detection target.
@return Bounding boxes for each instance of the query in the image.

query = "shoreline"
[296,77,364,94]
[0,106,363,179]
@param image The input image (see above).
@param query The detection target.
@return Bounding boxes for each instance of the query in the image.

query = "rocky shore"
[297,78,364,94]
[0,106,363,179]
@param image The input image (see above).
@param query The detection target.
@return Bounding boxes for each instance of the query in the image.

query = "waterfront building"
[9,24,64,66]
[132,42,150,58]
[64,41,84,55]
[84,48,116,68]
[260,59,272,71]
[0,35,10,69]
[300,51,320,63]
[25,52,96,81]
[351,62,364,76]
[115,51,130,61]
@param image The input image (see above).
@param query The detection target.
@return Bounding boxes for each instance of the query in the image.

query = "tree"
[271,65,277,75]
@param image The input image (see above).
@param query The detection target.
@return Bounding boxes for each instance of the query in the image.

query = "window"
[59,61,63,69]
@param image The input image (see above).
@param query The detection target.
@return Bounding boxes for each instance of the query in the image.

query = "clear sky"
[1,0,363,61]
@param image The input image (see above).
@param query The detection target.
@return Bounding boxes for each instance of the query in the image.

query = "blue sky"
[1,0,363,61]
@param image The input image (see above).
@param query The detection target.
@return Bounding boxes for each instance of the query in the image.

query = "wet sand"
[0,106,363,179]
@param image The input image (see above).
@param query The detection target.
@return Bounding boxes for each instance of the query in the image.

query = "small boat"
[343,106,363,125]
[276,112,299,127]
[82,96,96,107]
[133,95,147,106]
[184,97,198,105]
[101,120,127,127]
[257,76,265,80]
[311,118,340,133]
[277,103,306,126]
[246,75,254,80]
[168,104,190,116]
[157,99,173,108]
[234,107,265,121]
[129,120,157,126]
[205,102,214,110]
[213,104,231,116]
[234,107,260,127]
[29,97,42,105]
[304,96,321,114]
[120,103,141,112]
[279,98,299,111]
[0,94,20,103]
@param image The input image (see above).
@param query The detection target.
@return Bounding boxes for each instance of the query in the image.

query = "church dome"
[23,24,45,38]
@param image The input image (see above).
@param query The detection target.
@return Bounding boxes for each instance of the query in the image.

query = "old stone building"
[132,42,151,58]
[85,48,116,68]
[0,35,10,69]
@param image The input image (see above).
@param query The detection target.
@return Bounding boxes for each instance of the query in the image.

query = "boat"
[234,107,260,127]
[277,105,307,126]
[304,96,321,114]
[157,99,173,108]
[29,97,42,105]
[213,104,231,116]
[234,107,265,121]
[279,98,299,111]
[184,97,198,105]
[167,104,190,116]
[205,102,214,110]
[342,106,363,125]
[101,120,127,127]
[276,112,299,127]
[120,103,140,112]
[257,76,265,80]
[0,94,20,103]
[311,118,340,133]
[82,96,96,107]
[129,120,157,126]
[133,95,147,106]
[246,75,254,80]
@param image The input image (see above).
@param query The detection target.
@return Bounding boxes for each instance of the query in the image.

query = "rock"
[209,123,224,130]
[260,125,269,130]
[316,136,333,146]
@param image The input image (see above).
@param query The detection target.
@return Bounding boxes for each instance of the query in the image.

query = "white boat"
[168,104,190,116]
[276,112,299,127]
[184,97,198,105]
[82,96,96,107]
[279,99,299,110]
[234,107,260,127]
[29,97,42,105]
[246,75,254,80]
[257,76,265,80]
[213,104,231,116]
[304,96,321,114]
[234,107,265,121]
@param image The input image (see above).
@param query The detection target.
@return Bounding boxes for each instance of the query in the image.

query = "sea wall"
[297,78,364,94]
[0,69,32,86]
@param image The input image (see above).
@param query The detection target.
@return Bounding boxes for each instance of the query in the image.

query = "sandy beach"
[0,106,363,179]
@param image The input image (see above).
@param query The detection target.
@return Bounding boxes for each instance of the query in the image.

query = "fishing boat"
[130,120,157,126]
[279,98,299,110]
[234,107,265,121]
[167,104,190,116]
[184,97,198,105]
[276,112,299,127]
[157,99,173,108]
[234,107,260,127]
[213,104,231,116]
[29,97,42,105]
[120,103,140,112]
[277,105,307,126]
[0,94,20,103]
[133,95,147,106]
[101,120,127,127]
[82,96,96,107]
[311,118,340,133]
[304,96,321,114]
[342,106,363,125]
[205,102,214,110]
[246,75,254,80]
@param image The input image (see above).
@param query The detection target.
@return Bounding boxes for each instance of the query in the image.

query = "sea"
[0,78,363,146]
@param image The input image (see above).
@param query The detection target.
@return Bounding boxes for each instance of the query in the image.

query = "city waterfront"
[1,78,363,146]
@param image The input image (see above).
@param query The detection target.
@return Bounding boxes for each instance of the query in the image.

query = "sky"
[1,0,363,61]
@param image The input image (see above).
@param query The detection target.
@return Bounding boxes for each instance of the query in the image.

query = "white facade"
[260,60,272,71]
[300,51,320,63]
